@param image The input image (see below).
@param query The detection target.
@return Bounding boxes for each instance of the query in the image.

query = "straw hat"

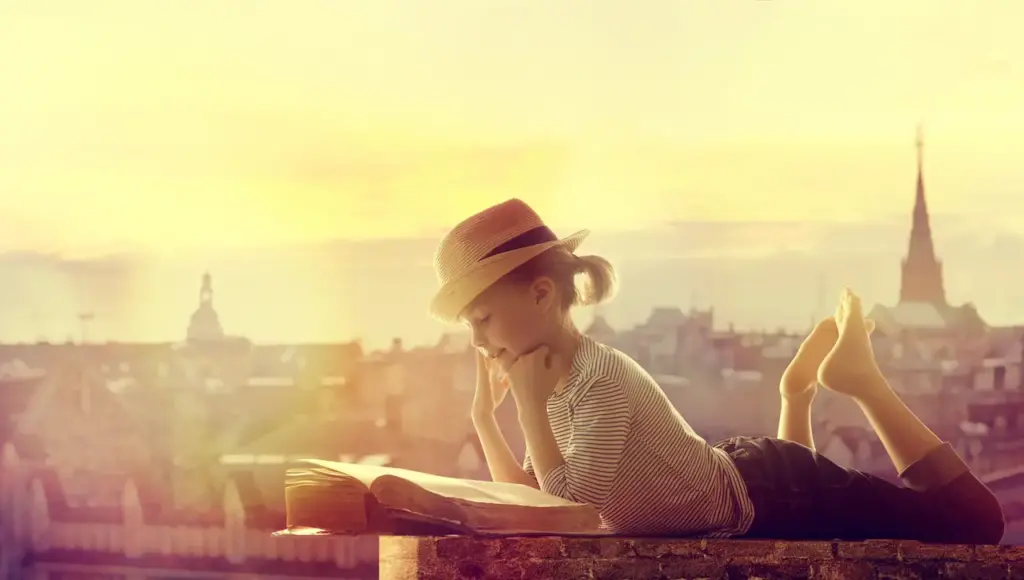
[429,199,589,323]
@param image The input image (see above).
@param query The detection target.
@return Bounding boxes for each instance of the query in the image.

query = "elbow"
[539,466,584,503]
[518,468,540,489]
[543,482,599,507]
[540,464,614,505]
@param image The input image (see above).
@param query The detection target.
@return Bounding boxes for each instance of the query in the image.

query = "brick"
[378,557,423,580]
[811,561,874,580]
[941,562,1010,580]
[658,556,726,580]
[452,560,487,579]
[494,537,564,559]
[703,539,776,561]
[835,539,901,561]
[406,561,462,580]
[520,558,592,579]
[725,562,811,580]
[455,559,525,580]
[899,540,974,562]
[978,545,1007,560]
[563,538,637,558]
[591,557,662,580]
[434,537,499,560]
[379,536,423,560]
[633,539,705,558]
[874,561,940,580]
[775,541,835,561]
[994,546,1024,563]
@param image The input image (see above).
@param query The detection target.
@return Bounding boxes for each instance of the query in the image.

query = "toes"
[865,318,876,335]
[811,316,837,337]
[847,289,864,318]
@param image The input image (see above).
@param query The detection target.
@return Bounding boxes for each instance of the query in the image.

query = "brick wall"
[379,536,1021,579]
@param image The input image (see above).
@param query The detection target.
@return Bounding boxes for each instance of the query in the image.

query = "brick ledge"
[379,536,1022,579]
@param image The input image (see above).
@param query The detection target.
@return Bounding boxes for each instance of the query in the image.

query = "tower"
[898,125,947,306]
[187,272,224,342]
[200,272,213,307]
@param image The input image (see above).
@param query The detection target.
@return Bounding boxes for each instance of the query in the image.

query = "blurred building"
[0,274,487,578]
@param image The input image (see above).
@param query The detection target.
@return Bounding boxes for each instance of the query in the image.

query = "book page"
[301,459,585,507]
[296,459,604,534]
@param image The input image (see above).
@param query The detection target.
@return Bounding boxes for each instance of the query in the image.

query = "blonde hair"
[502,247,618,310]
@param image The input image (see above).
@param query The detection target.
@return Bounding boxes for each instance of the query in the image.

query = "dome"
[188,305,224,342]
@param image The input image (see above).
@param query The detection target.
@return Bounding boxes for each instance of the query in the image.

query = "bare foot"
[817,288,883,399]
[780,317,839,403]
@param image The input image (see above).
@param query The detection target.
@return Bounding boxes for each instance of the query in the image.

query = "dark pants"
[714,436,1006,544]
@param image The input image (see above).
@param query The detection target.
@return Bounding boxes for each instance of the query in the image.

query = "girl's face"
[460,276,558,371]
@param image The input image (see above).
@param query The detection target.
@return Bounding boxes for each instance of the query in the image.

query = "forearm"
[472,412,539,488]
[517,403,566,489]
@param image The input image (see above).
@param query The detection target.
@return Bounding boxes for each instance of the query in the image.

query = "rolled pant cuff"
[898,442,971,492]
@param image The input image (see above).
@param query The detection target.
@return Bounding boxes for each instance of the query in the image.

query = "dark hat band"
[480,225,558,261]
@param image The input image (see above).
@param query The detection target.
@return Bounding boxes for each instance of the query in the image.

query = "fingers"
[509,344,558,372]
[475,350,488,380]
[490,361,508,386]
[493,350,516,377]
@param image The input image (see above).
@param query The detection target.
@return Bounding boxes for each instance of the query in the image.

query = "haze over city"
[7,3,1024,576]
[1,0,1022,348]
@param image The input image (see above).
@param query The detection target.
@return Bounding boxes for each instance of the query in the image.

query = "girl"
[429,198,1005,543]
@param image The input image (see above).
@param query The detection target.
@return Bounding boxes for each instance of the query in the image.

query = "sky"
[0,0,1022,257]
[0,1,1023,346]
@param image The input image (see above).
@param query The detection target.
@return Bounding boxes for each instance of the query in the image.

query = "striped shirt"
[523,335,755,537]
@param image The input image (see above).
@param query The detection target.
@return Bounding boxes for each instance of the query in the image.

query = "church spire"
[913,124,930,241]
[899,124,947,305]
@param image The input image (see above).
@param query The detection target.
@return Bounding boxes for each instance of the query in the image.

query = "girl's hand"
[508,345,563,412]
[472,351,510,418]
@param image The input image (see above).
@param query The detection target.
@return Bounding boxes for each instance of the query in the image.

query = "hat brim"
[429,229,590,323]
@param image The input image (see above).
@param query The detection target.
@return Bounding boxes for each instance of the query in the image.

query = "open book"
[281,459,608,536]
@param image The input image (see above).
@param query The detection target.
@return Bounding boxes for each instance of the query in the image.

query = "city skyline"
[0,209,1021,350]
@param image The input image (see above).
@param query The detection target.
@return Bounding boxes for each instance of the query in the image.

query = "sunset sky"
[1,0,1022,258]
